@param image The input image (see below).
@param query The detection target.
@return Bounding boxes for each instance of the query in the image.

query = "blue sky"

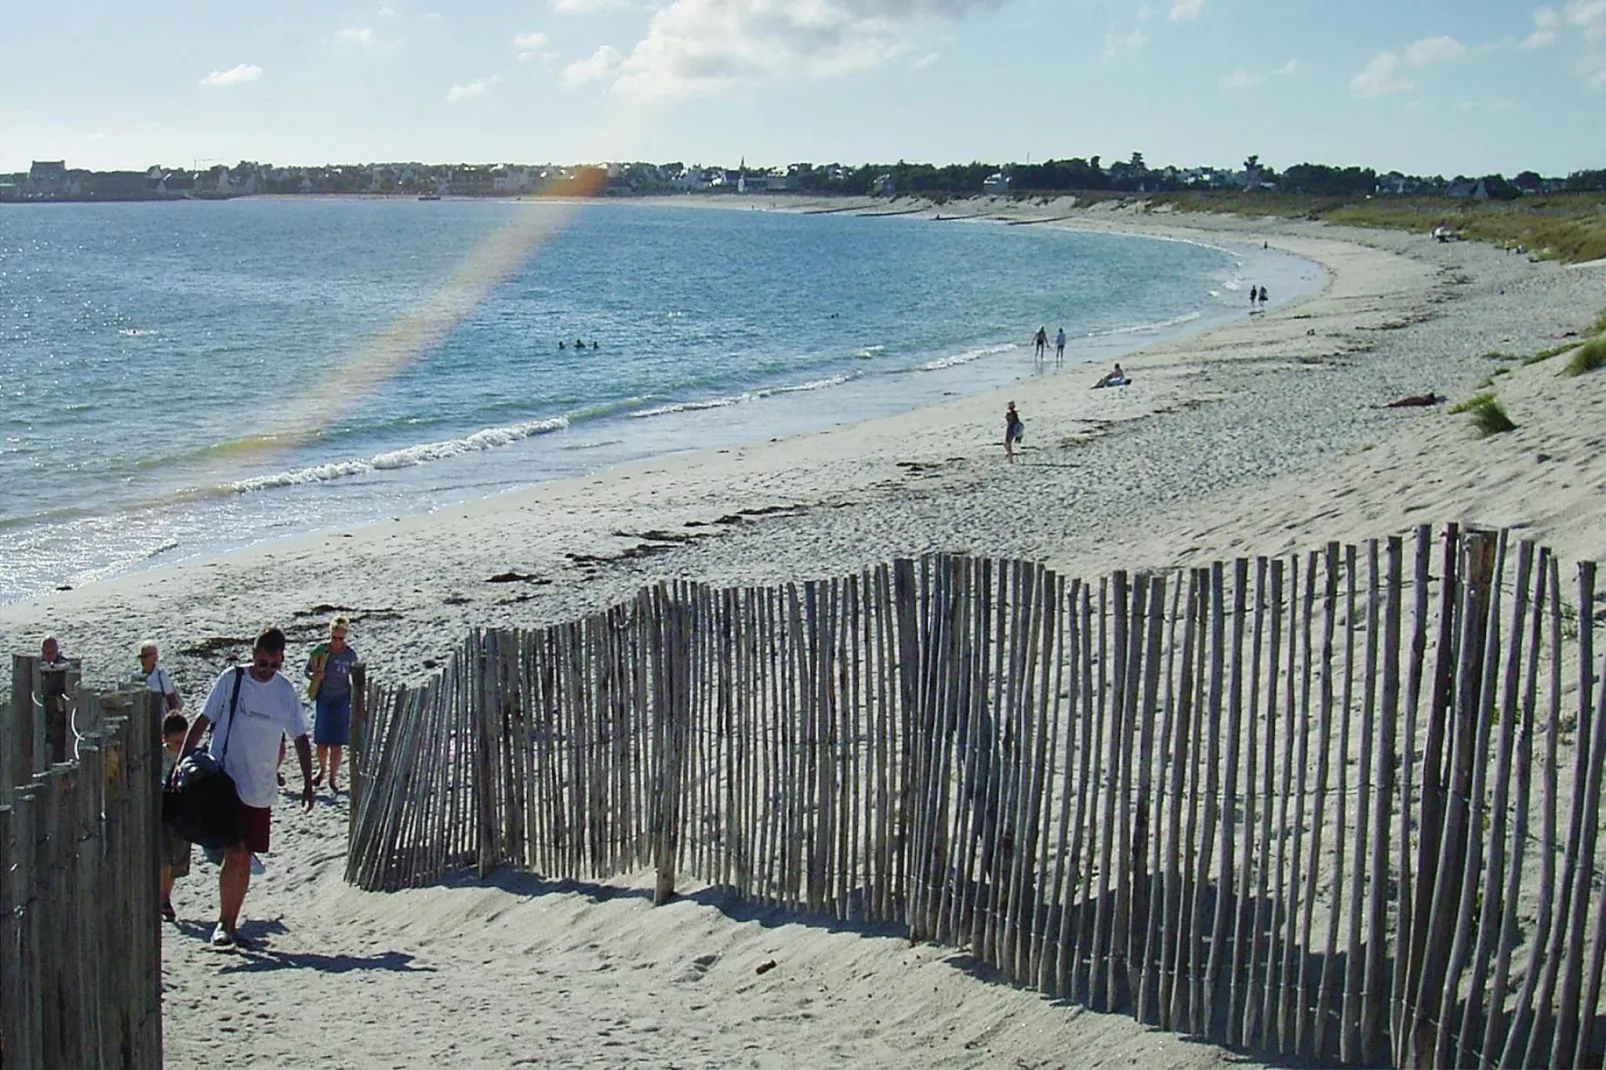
[2,1,1602,177]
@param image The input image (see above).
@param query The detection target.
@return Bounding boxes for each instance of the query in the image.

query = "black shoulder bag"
[162,667,246,850]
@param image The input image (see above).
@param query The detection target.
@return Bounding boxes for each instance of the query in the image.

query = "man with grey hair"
[140,639,183,713]
[40,635,68,665]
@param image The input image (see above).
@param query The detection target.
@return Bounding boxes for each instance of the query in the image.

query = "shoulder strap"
[221,667,245,760]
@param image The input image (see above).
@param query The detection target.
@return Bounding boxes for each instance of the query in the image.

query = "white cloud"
[200,64,263,87]
[1350,52,1413,97]
[1568,0,1606,37]
[1525,5,1562,47]
[1403,34,1466,66]
[562,45,623,87]
[1102,27,1149,59]
[445,78,493,101]
[515,31,549,60]
[912,51,940,68]
[1168,0,1204,20]
[379,3,398,15]
[1220,66,1258,89]
[560,0,1011,101]
[338,26,375,44]
[1220,58,1296,90]
[553,0,627,12]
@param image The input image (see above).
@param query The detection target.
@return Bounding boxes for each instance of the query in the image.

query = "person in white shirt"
[181,627,314,950]
[139,640,182,714]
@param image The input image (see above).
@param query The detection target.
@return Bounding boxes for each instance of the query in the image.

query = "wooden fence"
[1,658,164,1070]
[346,525,1606,1068]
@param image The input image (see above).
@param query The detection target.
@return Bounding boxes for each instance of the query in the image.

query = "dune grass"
[1449,392,1494,414]
[1453,394,1517,435]
[1071,191,1606,264]
[1523,342,1578,366]
[1564,336,1606,377]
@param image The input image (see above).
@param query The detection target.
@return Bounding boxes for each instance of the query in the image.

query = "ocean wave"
[852,345,887,359]
[919,342,1016,371]
[1085,312,1201,338]
[228,415,570,493]
[629,375,851,419]
[117,328,159,337]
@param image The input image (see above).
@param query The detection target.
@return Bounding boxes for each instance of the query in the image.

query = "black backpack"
[162,668,245,850]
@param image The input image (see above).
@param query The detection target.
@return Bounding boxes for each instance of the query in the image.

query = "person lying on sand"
[1379,393,1442,409]
[1092,363,1130,389]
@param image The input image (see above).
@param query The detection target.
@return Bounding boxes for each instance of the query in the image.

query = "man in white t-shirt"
[181,627,315,950]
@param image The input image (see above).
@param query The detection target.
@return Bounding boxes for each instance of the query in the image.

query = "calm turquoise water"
[0,198,1321,602]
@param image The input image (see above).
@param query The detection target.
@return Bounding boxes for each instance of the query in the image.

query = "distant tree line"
[614,155,1606,200]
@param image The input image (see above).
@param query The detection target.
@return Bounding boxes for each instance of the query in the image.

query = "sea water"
[0,198,1322,602]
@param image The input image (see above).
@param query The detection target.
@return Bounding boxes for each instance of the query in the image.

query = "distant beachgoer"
[1093,362,1129,389]
[1054,328,1066,363]
[590,341,598,350]
[306,617,359,795]
[1250,287,1258,310]
[558,341,565,350]
[1258,285,1269,305]
[41,635,68,665]
[1033,326,1048,360]
[141,639,182,715]
[1004,401,1024,463]
[160,711,191,922]
[575,338,585,350]
[1381,393,1442,409]
[182,627,313,951]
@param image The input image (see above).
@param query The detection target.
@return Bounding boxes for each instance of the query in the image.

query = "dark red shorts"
[239,803,272,854]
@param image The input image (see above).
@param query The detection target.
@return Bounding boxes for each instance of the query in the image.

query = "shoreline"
[0,197,1316,609]
[6,198,1599,688]
[10,195,1606,1068]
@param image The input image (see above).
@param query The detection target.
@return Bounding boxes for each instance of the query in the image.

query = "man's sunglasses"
[254,655,283,670]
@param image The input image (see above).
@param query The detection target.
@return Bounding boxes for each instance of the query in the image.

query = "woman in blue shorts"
[305,617,359,794]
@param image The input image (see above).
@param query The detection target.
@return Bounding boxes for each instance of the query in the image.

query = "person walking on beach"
[160,711,192,922]
[305,617,359,795]
[141,639,182,715]
[182,627,314,950]
[1033,326,1048,360]
[1258,285,1269,306]
[1054,327,1066,364]
[1004,401,1024,463]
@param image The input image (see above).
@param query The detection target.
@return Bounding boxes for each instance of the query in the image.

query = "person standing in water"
[1054,327,1066,364]
[1033,326,1048,360]
[1004,401,1024,463]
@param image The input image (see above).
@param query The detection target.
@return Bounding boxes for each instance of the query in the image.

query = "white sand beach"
[4,197,1604,1067]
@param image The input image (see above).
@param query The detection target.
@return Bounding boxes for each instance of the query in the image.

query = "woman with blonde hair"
[305,617,359,794]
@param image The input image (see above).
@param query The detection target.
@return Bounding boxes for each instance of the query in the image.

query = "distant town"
[4,155,1604,203]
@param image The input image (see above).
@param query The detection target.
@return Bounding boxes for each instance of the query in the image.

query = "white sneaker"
[249,854,266,876]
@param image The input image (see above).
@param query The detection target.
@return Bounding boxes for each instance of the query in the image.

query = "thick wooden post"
[6,655,33,795]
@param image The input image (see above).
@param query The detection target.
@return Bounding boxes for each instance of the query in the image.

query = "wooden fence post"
[5,655,32,795]
[348,663,367,844]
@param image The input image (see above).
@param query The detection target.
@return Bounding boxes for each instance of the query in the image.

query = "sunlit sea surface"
[0,198,1322,602]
